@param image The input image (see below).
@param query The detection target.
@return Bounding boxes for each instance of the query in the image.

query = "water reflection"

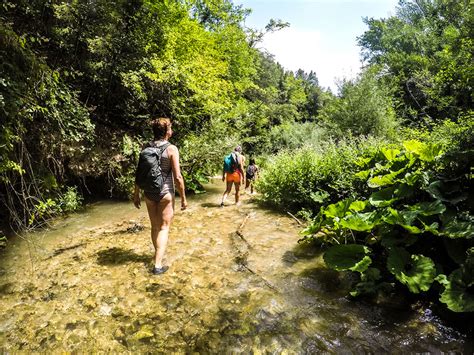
[0,180,472,352]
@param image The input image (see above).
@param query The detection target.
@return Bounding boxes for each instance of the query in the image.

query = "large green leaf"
[403,140,442,162]
[387,247,436,293]
[426,180,468,204]
[354,169,370,180]
[439,269,474,312]
[349,200,368,212]
[369,184,413,207]
[403,140,425,155]
[324,244,372,272]
[381,147,401,161]
[441,219,474,239]
[407,200,446,216]
[323,199,352,219]
[340,211,379,232]
[369,186,398,207]
[368,167,406,188]
[383,208,423,234]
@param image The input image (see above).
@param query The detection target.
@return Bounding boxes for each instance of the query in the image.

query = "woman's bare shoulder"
[167,144,179,154]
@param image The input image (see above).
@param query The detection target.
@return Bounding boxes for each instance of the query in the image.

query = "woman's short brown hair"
[151,117,171,140]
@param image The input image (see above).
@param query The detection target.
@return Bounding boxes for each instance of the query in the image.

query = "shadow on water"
[298,267,352,295]
[200,202,221,208]
[47,243,86,259]
[282,242,324,266]
[96,247,149,266]
[0,282,15,295]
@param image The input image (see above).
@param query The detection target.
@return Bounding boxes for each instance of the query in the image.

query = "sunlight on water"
[0,180,471,352]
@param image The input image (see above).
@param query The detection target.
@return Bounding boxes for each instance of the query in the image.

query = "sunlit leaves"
[324,244,372,273]
[407,200,446,216]
[387,247,436,293]
[359,0,473,123]
[403,140,443,162]
[339,212,379,232]
[441,219,474,239]
[439,269,474,312]
[298,125,473,311]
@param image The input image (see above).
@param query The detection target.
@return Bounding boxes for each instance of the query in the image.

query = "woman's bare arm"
[133,184,141,209]
[169,145,187,210]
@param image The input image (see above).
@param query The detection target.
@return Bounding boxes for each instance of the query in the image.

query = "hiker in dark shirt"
[133,117,187,275]
[245,158,259,194]
[220,146,245,207]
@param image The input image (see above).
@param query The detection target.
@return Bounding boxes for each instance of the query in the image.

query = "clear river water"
[0,180,472,352]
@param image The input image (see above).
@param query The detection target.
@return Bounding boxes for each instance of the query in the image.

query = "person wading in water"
[220,146,245,207]
[133,118,187,275]
[245,158,259,194]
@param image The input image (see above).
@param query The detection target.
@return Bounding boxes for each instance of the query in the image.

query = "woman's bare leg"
[145,193,174,268]
[221,181,233,205]
[234,181,241,204]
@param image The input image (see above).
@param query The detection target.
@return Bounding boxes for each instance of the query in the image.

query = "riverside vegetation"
[1,0,473,319]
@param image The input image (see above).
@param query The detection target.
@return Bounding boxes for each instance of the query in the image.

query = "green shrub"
[28,186,83,227]
[59,186,83,213]
[319,68,399,139]
[256,136,389,212]
[260,121,327,154]
[301,121,474,312]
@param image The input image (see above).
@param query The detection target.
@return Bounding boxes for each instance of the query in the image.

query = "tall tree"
[358,0,473,125]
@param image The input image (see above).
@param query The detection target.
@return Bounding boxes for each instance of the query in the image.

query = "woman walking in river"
[133,117,187,275]
[220,146,245,207]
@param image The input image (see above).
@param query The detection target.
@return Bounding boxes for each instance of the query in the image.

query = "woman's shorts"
[226,171,241,183]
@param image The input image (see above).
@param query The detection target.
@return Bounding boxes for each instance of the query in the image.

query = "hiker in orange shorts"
[220,146,245,206]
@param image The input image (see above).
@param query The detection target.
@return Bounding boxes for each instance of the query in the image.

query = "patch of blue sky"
[236,0,399,92]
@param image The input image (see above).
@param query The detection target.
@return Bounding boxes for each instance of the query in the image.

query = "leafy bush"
[179,119,240,192]
[114,134,142,198]
[0,23,93,230]
[300,121,474,312]
[260,121,327,154]
[28,186,83,227]
[256,136,389,212]
[319,68,399,139]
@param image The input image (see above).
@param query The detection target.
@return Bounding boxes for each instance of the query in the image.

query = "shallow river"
[0,180,472,352]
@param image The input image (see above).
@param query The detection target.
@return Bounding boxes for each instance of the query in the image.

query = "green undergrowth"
[295,118,473,312]
[256,135,390,213]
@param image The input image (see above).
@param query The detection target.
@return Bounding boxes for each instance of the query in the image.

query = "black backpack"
[135,142,171,192]
[246,164,256,178]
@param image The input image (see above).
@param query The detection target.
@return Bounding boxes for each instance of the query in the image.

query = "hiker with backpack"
[220,146,245,207]
[133,117,187,275]
[245,158,259,194]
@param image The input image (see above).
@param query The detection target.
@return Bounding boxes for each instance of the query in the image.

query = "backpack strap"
[154,142,171,165]
[154,142,171,155]
[156,142,171,180]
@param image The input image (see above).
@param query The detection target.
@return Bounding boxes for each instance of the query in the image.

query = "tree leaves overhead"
[358,0,473,124]
[1,0,324,228]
